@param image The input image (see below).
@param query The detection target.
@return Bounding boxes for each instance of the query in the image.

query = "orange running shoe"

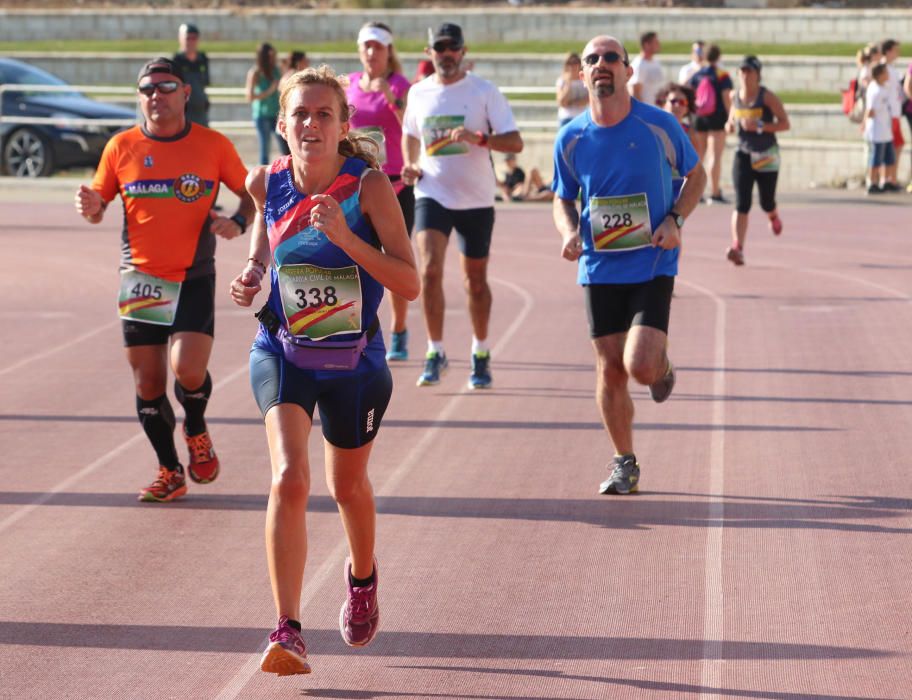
[138,467,187,503]
[184,429,220,484]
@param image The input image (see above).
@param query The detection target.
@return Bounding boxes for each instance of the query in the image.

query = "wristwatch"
[756,119,765,134]
[669,210,685,229]
[229,213,248,234]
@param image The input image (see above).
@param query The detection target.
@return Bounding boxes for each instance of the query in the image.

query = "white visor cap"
[358,26,393,47]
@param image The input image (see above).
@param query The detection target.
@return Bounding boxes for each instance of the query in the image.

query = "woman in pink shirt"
[346,22,414,361]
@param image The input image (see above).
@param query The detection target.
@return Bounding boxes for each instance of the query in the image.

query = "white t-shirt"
[556,76,588,122]
[678,60,701,85]
[865,81,892,142]
[403,72,518,209]
[629,55,665,106]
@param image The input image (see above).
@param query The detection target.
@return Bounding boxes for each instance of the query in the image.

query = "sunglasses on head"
[582,51,627,67]
[137,80,180,96]
[432,41,462,53]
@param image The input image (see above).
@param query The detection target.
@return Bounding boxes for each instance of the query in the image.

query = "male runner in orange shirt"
[75,58,255,502]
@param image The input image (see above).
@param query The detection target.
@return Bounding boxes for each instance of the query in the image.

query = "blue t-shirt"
[552,100,699,285]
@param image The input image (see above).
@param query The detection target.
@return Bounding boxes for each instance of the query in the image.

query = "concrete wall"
[0,8,910,45]
[10,52,877,97]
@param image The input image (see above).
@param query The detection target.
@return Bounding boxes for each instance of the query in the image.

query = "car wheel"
[3,128,54,177]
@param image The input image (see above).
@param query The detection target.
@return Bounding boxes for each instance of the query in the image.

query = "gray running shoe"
[599,455,640,495]
[649,360,676,403]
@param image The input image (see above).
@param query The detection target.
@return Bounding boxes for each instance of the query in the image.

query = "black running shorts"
[122,273,215,347]
[414,197,495,259]
[584,275,675,338]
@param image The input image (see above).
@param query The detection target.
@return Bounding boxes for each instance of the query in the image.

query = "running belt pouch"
[278,328,368,371]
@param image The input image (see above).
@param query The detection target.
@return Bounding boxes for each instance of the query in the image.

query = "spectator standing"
[556,53,588,127]
[346,21,414,361]
[689,44,733,203]
[903,61,912,190]
[657,82,698,199]
[678,41,704,85]
[864,64,895,195]
[628,31,664,107]
[172,23,210,126]
[881,39,903,191]
[246,42,283,165]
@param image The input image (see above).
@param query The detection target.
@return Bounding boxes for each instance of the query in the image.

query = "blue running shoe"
[468,352,492,390]
[417,351,448,386]
[386,330,409,361]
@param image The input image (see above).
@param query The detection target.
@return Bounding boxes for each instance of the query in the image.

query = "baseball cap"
[739,55,762,73]
[137,57,185,83]
[358,25,393,46]
[428,23,464,49]
[179,23,200,36]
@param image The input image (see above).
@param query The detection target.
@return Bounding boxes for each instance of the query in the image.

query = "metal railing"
[0,83,559,131]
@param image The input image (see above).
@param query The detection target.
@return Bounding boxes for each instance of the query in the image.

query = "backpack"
[842,78,864,123]
[694,73,717,117]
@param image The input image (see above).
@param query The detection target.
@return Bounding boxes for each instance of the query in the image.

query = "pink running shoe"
[769,215,783,236]
[260,616,311,676]
[339,557,380,647]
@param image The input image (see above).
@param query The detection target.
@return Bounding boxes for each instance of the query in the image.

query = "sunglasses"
[137,81,180,96]
[432,42,462,54]
[667,98,685,105]
[582,51,627,67]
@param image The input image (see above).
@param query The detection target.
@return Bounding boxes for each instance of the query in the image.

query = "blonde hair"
[279,65,380,170]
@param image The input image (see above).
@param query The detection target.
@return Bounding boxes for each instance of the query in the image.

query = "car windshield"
[0,61,82,98]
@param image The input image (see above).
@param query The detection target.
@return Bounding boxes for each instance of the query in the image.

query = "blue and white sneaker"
[468,352,492,390]
[386,330,408,362]
[417,352,448,386]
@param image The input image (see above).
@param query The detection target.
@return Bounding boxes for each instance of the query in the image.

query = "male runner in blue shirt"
[552,35,706,495]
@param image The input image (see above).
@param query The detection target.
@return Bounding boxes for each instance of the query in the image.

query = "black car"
[0,57,136,177]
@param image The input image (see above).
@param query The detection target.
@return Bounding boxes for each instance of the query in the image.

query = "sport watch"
[669,210,685,229]
[229,213,248,234]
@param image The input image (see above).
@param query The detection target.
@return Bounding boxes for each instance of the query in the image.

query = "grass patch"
[0,39,863,57]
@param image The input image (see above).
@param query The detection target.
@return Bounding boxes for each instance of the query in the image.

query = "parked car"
[0,57,135,177]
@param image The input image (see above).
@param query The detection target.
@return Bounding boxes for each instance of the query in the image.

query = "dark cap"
[137,57,185,83]
[179,23,200,36]
[428,22,464,49]
[739,55,762,73]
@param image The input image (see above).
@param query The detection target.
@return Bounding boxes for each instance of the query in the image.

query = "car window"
[0,61,81,98]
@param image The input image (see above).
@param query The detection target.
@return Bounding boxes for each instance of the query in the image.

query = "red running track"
[0,185,910,700]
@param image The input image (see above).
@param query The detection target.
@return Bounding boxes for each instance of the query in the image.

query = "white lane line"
[0,320,119,378]
[214,274,536,699]
[0,364,250,536]
[677,277,727,700]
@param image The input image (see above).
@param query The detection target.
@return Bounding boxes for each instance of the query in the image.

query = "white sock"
[472,337,490,356]
[427,340,445,355]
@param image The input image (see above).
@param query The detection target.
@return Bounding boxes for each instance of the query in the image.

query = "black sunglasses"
[582,51,627,67]
[137,81,181,96]
[432,42,462,53]
[667,98,685,105]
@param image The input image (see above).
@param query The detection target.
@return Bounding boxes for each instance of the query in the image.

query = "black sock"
[174,372,212,436]
[286,618,302,633]
[136,394,181,471]
[350,569,376,588]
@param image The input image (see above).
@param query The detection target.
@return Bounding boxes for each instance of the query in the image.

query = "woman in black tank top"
[723,55,791,266]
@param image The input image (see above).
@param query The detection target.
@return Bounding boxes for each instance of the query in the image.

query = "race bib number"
[589,193,653,252]
[422,115,469,156]
[352,126,387,165]
[750,145,780,173]
[118,269,181,325]
[278,264,363,340]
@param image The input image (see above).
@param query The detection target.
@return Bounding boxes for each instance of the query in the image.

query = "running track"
[1,183,910,700]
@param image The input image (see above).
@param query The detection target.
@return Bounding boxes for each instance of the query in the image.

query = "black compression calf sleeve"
[174,371,212,436]
[136,394,181,471]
